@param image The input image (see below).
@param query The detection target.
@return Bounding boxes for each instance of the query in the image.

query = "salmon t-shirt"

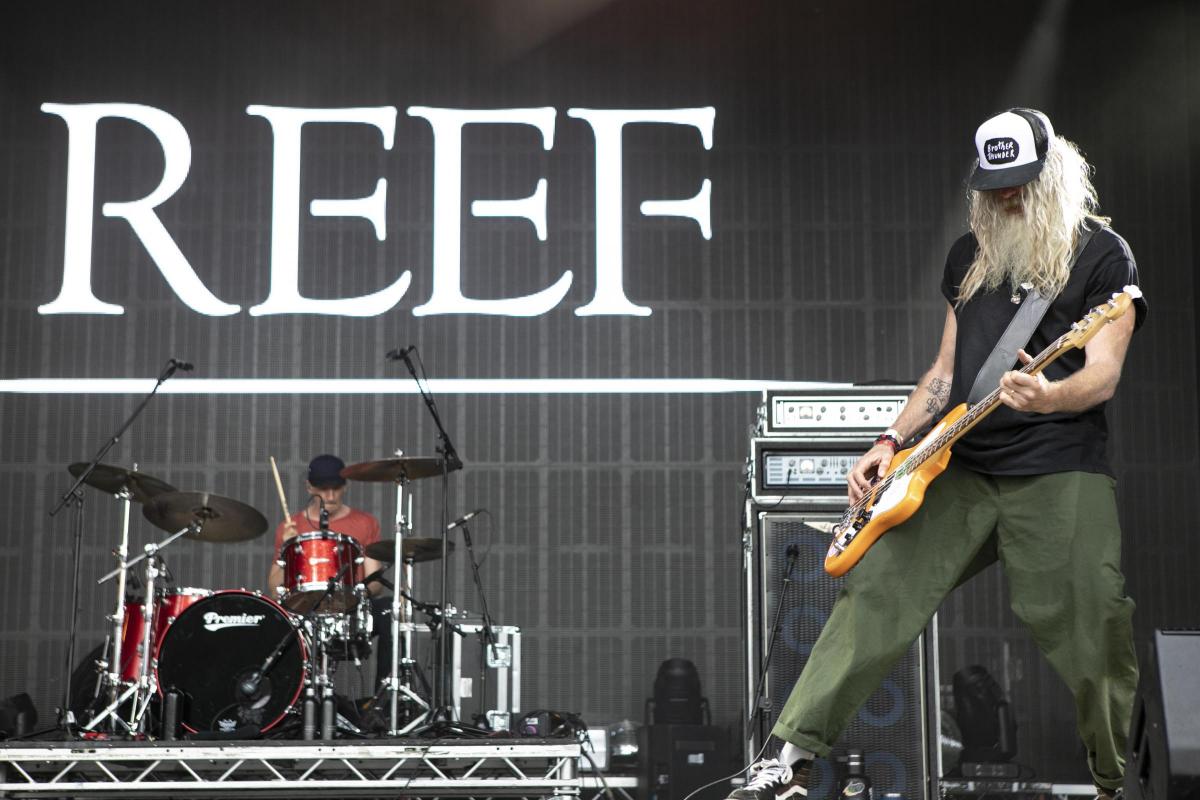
[274,507,381,556]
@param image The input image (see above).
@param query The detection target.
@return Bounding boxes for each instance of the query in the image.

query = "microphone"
[785,544,801,560]
[447,509,485,530]
[239,670,262,698]
[385,345,416,362]
[318,497,329,532]
[169,358,194,372]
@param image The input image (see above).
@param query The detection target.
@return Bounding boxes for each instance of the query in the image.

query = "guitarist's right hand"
[848,444,895,504]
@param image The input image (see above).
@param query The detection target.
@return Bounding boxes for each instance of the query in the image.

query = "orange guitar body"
[822,403,966,577]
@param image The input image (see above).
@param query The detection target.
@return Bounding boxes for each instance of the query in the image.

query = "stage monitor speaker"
[746,512,935,800]
[1125,630,1200,800]
[639,723,732,800]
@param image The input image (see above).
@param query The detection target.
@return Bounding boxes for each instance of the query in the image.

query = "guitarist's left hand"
[998,349,1061,413]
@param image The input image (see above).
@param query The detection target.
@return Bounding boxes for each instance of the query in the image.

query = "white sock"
[779,742,814,766]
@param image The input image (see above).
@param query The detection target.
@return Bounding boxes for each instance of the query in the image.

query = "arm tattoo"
[924,377,951,418]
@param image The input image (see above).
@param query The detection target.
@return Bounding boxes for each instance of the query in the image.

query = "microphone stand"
[458,521,500,726]
[749,545,800,743]
[389,346,462,726]
[47,358,183,734]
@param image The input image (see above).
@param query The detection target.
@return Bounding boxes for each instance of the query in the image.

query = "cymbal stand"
[87,521,197,734]
[82,486,135,734]
[384,473,430,734]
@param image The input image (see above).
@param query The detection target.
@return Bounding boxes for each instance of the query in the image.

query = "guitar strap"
[966,220,1101,405]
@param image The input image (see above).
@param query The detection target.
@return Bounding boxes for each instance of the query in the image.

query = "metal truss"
[0,739,583,798]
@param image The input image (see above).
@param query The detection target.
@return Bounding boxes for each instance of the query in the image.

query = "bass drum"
[156,590,306,734]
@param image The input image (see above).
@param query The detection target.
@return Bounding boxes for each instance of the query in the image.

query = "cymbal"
[341,457,458,483]
[68,462,176,505]
[365,538,455,563]
[142,491,268,543]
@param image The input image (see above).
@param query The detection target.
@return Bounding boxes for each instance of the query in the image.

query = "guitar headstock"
[1064,285,1141,349]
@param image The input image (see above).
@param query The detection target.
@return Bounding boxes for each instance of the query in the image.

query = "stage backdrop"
[2,0,1197,782]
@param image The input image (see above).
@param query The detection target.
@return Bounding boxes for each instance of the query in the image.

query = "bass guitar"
[823,285,1141,577]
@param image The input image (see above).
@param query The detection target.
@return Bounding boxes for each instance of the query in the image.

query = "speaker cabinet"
[745,512,936,800]
[1125,630,1200,800]
[640,724,732,800]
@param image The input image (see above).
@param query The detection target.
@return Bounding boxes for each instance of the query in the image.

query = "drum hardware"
[86,515,205,734]
[48,359,186,736]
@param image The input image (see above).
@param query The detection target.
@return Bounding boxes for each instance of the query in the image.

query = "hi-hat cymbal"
[341,457,458,483]
[143,491,268,543]
[68,462,176,505]
[365,538,455,563]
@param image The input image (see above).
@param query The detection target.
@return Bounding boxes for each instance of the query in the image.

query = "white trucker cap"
[968,108,1055,191]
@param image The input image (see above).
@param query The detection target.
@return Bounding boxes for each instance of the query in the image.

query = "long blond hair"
[958,136,1109,305]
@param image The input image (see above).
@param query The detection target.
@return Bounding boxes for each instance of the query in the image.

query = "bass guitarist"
[731,108,1146,800]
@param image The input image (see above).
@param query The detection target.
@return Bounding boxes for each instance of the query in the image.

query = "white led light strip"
[0,378,834,395]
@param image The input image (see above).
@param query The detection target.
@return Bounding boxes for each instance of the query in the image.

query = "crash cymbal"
[365,538,455,563]
[142,491,268,543]
[68,462,176,504]
[340,457,458,483]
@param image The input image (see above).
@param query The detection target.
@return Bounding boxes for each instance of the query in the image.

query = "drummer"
[267,454,386,597]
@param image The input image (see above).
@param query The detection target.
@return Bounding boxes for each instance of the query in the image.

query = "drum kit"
[69,453,470,740]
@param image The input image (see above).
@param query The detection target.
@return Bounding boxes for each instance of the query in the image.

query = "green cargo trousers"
[771,462,1139,790]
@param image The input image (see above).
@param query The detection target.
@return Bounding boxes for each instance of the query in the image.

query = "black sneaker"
[728,758,811,800]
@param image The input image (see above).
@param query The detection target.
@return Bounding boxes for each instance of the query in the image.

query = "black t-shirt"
[939,225,1146,477]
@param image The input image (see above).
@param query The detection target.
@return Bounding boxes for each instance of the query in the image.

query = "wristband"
[874,429,903,451]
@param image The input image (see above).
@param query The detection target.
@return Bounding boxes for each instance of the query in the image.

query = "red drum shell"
[155,587,212,643]
[279,531,362,613]
[117,601,148,682]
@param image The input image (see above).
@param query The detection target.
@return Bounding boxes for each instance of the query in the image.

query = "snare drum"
[156,590,306,734]
[279,531,363,613]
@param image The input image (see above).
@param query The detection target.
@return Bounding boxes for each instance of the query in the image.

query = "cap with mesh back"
[968,108,1054,191]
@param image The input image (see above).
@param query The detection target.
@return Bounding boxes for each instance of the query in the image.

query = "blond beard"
[981,210,1038,292]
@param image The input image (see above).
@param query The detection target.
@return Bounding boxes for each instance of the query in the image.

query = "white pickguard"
[871,470,912,515]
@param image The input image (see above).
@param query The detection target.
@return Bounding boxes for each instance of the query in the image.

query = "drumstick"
[269,456,292,520]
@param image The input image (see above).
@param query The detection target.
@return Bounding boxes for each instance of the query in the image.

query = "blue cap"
[307,454,346,488]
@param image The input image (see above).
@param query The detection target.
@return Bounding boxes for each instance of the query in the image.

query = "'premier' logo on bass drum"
[202,611,267,632]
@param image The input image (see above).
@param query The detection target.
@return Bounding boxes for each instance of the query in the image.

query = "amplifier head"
[750,437,867,508]
[762,387,912,438]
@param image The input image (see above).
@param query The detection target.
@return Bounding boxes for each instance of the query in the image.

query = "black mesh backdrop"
[0,0,1197,784]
